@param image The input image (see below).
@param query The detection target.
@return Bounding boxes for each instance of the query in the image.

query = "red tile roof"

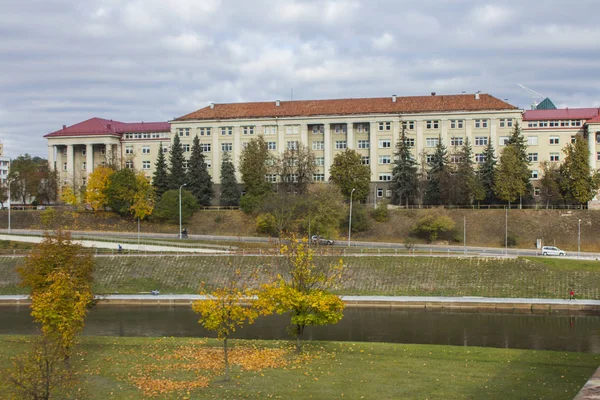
[523,108,600,121]
[585,115,600,124]
[174,93,518,121]
[44,118,170,138]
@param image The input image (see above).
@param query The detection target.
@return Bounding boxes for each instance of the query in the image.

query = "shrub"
[411,213,456,242]
[256,213,277,235]
[152,189,198,223]
[506,234,518,248]
[371,201,389,222]
[240,194,264,214]
[344,203,369,233]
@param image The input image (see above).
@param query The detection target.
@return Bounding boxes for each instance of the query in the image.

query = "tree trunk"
[295,324,305,353]
[223,337,230,382]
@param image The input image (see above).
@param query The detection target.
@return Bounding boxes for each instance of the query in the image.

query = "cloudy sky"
[1,0,598,158]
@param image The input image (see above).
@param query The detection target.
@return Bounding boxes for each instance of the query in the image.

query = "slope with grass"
[2,255,600,299]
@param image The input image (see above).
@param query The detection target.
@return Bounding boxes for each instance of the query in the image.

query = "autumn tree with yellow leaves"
[192,270,262,381]
[258,236,346,352]
[84,165,114,210]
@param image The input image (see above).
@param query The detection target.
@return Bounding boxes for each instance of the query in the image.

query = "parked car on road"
[311,235,334,245]
[541,246,566,256]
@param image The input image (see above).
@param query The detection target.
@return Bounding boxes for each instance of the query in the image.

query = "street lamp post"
[179,183,187,239]
[348,188,356,247]
[578,219,581,258]
[7,184,10,234]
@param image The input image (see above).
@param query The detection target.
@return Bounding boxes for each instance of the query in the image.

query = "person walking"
[569,289,575,300]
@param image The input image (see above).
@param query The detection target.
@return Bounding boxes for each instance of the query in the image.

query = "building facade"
[0,142,10,188]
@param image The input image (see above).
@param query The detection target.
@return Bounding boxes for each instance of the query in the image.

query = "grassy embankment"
[0,335,597,399]
[2,255,600,299]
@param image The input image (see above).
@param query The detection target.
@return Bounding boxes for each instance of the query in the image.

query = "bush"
[256,213,277,235]
[152,189,198,223]
[506,234,518,248]
[240,194,264,214]
[411,213,456,243]
[344,203,369,233]
[371,201,389,222]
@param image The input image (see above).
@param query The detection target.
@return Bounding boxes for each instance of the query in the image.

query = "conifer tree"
[390,128,418,206]
[559,136,598,204]
[455,138,483,205]
[494,145,529,206]
[424,135,449,205]
[479,140,497,203]
[169,134,186,190]
[187,135,213,206]
[220,152,241,206]
[239,136,273,197]
[152,142,170,198]
[507,121,532,196]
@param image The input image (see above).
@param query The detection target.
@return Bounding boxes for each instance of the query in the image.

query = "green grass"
[0,335,596,399]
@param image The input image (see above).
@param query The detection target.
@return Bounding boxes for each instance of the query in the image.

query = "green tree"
[152,142,170,199]
[494,145,529,206]
[278,143,316,195]
[425,136,450,205]
[559,136,598,204]
[479,140,497,203]
[411,213,456,242]
[220,152,241,206]
[187,135,213,206]
[507,122,532,197]
[169,134,187,190]
[36,163,60,205]
[301,184,346,239]
[239,136,274,198]
[258,235,345,352]
[329,149,371,202]
[9,154,44,204]
[105,168,137,215]
[259,193,300,236]
[454,138,480,205]
[152,189,198,223]
[17,230,95,359]
[390,128,418,206]
[539,161,563,206]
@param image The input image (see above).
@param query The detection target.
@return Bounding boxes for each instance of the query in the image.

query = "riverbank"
[0,335,596,399]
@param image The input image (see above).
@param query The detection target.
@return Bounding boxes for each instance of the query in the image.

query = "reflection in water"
[2,305,599,353]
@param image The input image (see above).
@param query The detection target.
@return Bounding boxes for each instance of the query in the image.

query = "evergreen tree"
[220,152,241,206]
[494,145,529,206]
[559,136,598,204]
[187,135,213,206]
[506,121,532,196]
[152,142,170,198]
[479,140,497,203]
[239,136,274,197]
[169,134,186,190]
[454,138,482,205]
[424,135,449,205]
[539,161,564,206]
[390,128,418,206]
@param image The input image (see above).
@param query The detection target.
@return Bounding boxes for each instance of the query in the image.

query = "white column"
[300,124,308,149]
[233,127,242,181]
[66,145,74,184]
[277,124,285,153]
[415,121,425,163]
[589,129,596,170]
[347,122,354,149]
[104,143,113,166]
[211,129,220,182]
[440,120,449,146]
[369,122,377,181]
[47,145,55,171]
[465,119,474,148]
[489,118,498,150]
[86,144,94,175]
[324,123,332,180]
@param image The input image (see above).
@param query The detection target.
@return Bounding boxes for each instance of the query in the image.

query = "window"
[450,137,463,146]
[528,122,538,128]
[528,153,538,162]
[267,141,277,150]
[312,141,324,150]
[356,123,369,133]
[198,127,211,136]
[220,127,233,136]
[287,141,299,150]
[81,162,86,170]
[335,141,347,150]
[450,155,461,164]
[426,137,439,148]
[178,128,191,137]
[62,148,67,157]
[264,126,277,135]
[142,161,150,170]
[358,140,370,149]
[426,120,439,129]
[100,148,105,155]
[265,174,278,183]
[450,120,464,129]
[162,146,169,153]
[499,119,513,128]
[571,135,577,144]
[313,174,325,182]
[379,139,391,148]
[575,120,582,126]
[406,138,415,147]
[242,126,255,135]
[378,122,391,131]
[206,159,212,169]
[125,146,134,155]
[125,161,133,169]
[474,136,488,146]
[361,156,370,165]
[475,153,486,163]
[530,170,538,179]
[183,160,189,169]
[183,144,190,152]
[312,125,324,135]
[377,188,384,198]
[386,190,392,198]
[142,146,150,154]
[221,143,232,152]
[402,121,415,130]
[82,148,86,156]
[315,157,325,166]
[550,152,560,162]
[285,125,300,135]
[474,119,488,129]
[333,124,347,134]
[378,155,391,164]
[426,154,434,164]
[379,173,392,181]
[527,136,538,146]
[539,121,548,127]
[534,187,541,196]
[549,136,560,145]
[499,136,509,146]
[200,143,211,152]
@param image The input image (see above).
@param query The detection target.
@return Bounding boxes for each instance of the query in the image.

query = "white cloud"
[372,33,394,50]
[471,4,513,27]
[163,33,212,52]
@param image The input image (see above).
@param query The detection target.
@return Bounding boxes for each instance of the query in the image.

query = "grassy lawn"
[2,255,600,298]
[0,335,596,399]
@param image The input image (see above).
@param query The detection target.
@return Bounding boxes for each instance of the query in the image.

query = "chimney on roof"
[475,91,481,100]
[62,125,66,129]
[275,100,281,107]
[107,123,112,130]
[392,95,397,103]
[209,103,214,109]
[431,92,436,96]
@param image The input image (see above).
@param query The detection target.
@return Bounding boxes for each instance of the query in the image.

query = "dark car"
[311,235,334,245]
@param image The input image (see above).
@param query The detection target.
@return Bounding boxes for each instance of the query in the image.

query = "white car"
[541,246,566,256]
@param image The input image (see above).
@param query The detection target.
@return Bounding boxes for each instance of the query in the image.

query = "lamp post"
[7,183,10,234]
[348,188,356,247]
[179,183,186,239]
[578,219,581,258]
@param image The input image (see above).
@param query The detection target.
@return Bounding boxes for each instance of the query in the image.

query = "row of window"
[124,132,170,140]
[527,120,582,128]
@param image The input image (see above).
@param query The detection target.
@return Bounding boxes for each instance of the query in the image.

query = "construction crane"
[517,83,545,110]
